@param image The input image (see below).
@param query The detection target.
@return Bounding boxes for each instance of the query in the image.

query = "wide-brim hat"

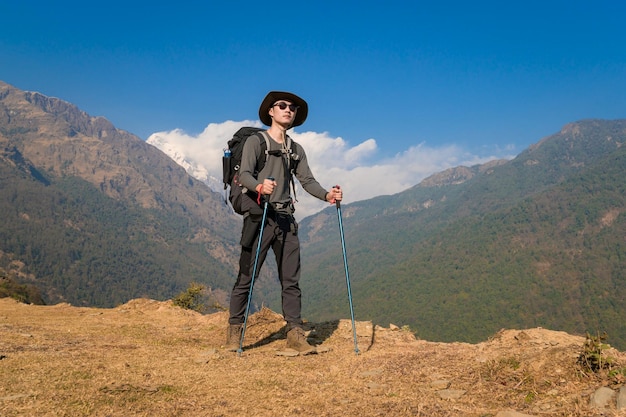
[258,91,308,127]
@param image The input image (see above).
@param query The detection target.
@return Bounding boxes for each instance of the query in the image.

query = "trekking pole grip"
[265,177,275,202]
[257,177,275,205]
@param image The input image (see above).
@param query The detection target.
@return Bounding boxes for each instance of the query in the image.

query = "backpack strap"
[285,136,298,203]
[258,131,272,168]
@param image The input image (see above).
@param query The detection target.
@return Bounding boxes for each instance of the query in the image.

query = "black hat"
[258,91,308,127]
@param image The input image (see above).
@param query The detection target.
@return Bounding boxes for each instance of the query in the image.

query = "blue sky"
[2,1,625,215]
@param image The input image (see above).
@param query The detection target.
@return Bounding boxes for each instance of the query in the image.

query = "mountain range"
[297,119,626,348]
[0,81,247,307]
[1,80,624,349]
[145,133,221,192]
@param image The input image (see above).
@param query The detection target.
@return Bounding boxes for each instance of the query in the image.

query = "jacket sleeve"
[293,143,328,201]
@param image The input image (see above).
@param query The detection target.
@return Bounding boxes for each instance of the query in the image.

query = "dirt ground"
[1,297,625,417]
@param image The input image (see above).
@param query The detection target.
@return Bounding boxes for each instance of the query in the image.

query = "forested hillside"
[299,120,626,349]
[0,81,279,307]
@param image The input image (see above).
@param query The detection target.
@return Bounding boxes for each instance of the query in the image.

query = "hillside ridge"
[0,80,246,307]
[1,297,625,416]
[298,119,626,350]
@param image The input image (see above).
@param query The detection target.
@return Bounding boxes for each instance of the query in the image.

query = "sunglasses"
[273,101,299,112]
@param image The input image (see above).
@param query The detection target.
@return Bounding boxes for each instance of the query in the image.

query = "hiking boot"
[286,327,316,354]
[224,324,242,352]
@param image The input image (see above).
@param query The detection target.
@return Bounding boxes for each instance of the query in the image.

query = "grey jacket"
[239,132,327,212]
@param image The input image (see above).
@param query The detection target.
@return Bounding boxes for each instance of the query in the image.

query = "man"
[226,91,342,353]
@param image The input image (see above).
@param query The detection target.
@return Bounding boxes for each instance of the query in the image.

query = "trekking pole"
[238,177,274,356]
[334,186,360,355]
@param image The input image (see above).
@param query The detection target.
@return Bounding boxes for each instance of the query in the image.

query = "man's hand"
[256,178,276,195]
[326,186,343,204]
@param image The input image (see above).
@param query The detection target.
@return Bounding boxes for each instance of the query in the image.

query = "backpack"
[222,127,297,215]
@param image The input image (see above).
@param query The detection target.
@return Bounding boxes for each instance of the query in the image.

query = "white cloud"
[147,121,513,220]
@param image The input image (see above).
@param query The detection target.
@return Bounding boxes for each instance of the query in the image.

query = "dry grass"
[1,297,625,416]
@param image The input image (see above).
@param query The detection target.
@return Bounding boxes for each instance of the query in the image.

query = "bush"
[172,282,207,313]
[576,331,626,384]
[0,275,45,305]
[577,332,613,373]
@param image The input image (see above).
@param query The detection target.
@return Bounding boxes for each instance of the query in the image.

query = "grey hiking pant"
[229,211,303,330]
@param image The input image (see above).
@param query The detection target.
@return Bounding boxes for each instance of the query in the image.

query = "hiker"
[226,91,343,353]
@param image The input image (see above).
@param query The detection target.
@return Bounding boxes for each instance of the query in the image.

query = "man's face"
[269,100,298,126]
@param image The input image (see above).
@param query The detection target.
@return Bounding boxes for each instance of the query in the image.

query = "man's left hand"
[326,186,343,204]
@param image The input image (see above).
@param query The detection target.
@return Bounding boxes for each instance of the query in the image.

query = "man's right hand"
[256,178,276,195]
